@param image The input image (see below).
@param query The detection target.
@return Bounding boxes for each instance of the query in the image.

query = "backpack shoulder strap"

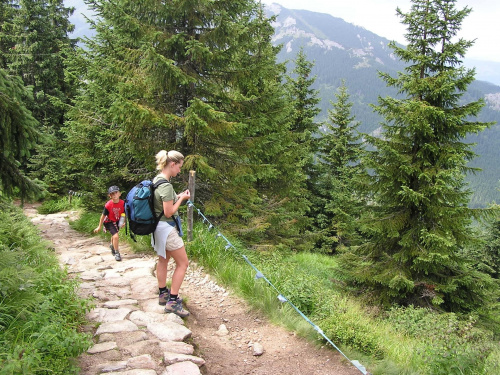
[151,178,170,222]
[153,178,170,188]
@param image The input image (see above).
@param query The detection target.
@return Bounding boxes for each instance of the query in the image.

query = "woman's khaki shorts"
[165,228,184,251]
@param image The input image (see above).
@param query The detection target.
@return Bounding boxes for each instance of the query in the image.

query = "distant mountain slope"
[266,3,500,207]
[268,4,401,126]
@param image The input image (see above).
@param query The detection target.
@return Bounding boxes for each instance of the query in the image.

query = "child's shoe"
[114,252,122,261]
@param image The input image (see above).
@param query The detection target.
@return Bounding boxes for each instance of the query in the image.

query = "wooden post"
[69,190,72,205]
[187,170,196,241]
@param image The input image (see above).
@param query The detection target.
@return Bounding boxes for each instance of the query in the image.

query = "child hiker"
[94,185,126,261]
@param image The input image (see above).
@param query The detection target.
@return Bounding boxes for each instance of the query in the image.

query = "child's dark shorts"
[104,221,119,235]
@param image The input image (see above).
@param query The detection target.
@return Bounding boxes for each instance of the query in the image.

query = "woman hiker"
[152,150,191,318]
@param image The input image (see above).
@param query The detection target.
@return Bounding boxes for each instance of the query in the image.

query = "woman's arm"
[162,190,190,218]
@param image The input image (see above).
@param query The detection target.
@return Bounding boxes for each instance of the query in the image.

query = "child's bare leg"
[112,233,119,252]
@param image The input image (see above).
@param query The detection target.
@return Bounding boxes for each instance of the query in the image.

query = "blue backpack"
[125,179,169,240]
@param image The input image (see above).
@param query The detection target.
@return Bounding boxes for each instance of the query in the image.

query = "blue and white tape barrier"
[186,200,370,375]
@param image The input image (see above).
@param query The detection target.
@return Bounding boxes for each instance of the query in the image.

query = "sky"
[260,0,500,63]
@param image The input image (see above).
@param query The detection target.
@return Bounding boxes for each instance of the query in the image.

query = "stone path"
[25,208,205,375]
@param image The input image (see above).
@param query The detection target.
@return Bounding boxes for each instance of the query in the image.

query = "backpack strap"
[153,178,170,188]
[150,178,170,245]
[151,178,170,222]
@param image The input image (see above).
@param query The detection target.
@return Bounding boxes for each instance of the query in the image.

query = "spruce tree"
[5,0,76,194]
[338,0,496,311]
[65,0,295,241]
[8,0,75,126]
[312,81,365,252]
[0,68,42,199]
[0,0,16,69]
[285,48,320,148]
[275,48,320,249]
[474,211,500,279]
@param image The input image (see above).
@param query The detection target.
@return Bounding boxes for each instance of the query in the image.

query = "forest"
[1,0,499,374]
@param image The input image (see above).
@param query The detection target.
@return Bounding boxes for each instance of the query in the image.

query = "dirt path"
[24,205,361,375]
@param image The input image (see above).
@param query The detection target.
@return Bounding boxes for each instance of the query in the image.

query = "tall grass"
[0,201,92,374]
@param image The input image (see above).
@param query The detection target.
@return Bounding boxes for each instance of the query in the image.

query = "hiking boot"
[159,291,183,306]
[159,289,170,305]
[164,299,189,318]
[114,252,122,261]
[110,243,116,255]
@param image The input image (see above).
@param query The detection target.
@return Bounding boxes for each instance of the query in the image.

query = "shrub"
[387,306,496,374]
[319,311,385,359]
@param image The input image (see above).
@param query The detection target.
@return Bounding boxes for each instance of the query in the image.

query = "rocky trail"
[24,205,360,375]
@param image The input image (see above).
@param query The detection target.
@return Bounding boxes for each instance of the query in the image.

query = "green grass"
[184,223,500,375]
[37,196,83,214]
[0,200,93,374]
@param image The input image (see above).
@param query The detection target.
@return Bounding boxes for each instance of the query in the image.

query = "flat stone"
[92,290,110,301]
[103,299,138,308]
[127,354,156,369]
[87,307,131,322]
[87,341,117,354]
[165,313,185,325]
[97,285,133,299]
[77,255,106,270]
[129,311,164,326]
[163,352,205,366]
[97,264,113,271]
[95,320,139,335]
[162,361,201,375]
[123,340,160,357]
[106,370,157,375]
[147,322,191,342]
[79,282,95,289]
[158,341,194,355]
[141,299,166,314]
[103,269,124,279]
[79,270,103,281]
[123,267,154,280]
[97,360,127,373]
[100,331,149,345]
[100,276,131,287]
[129,310,183,326]
[60,255,77,265]
[130,278,158,299]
